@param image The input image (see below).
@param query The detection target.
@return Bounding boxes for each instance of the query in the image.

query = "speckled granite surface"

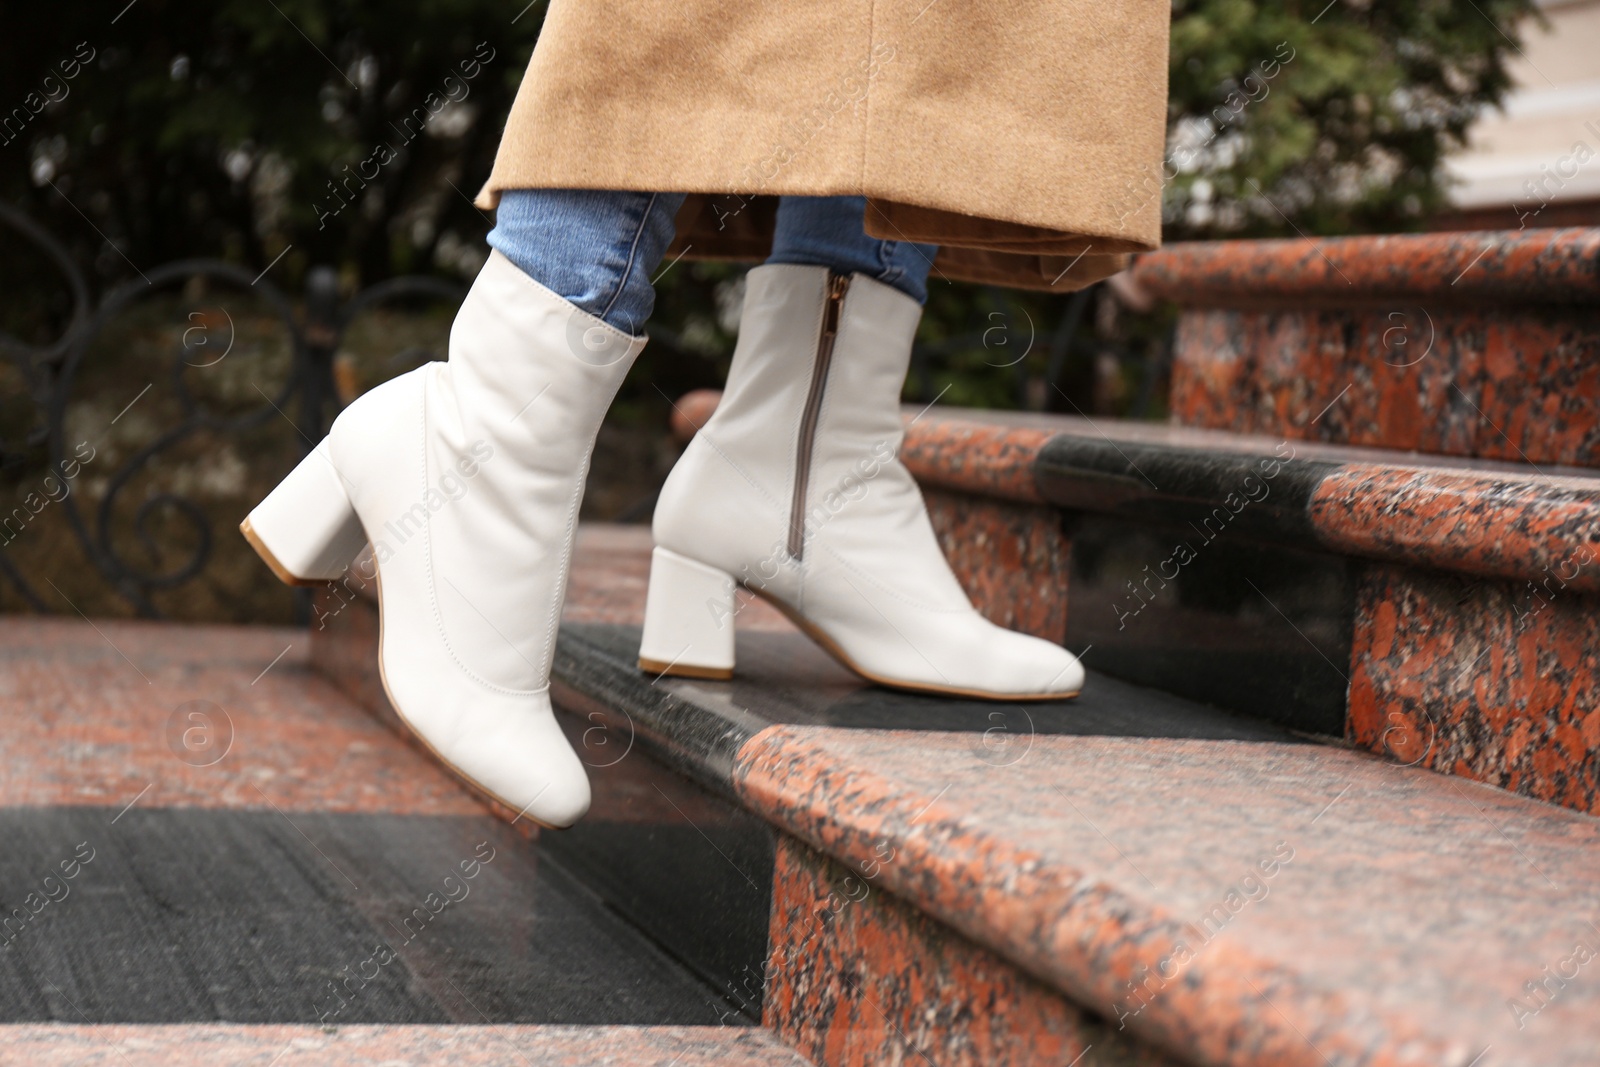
[764,837,1176,1067]
[1309,465,1600,592]
[0,617,480,815]
[1163,307,1600,467]
[1128,228,1600,307]
[1350,564,1600,815]
[0,1025,811,1065]
[899,418,1052,503]
[1128,229,1600,467]
[733,726,1600,1067]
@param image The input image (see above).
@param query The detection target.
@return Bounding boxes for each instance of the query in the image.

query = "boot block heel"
[638,547,737,680]
[240,440,367,586]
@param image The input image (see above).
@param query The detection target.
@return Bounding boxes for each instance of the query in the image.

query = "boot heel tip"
[240,518,326,588]
[637,657,734,682]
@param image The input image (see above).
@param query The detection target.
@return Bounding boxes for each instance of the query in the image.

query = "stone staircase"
[6,226,1599,1066]
[317,236,1600,1065]
[317,524,1600,1067]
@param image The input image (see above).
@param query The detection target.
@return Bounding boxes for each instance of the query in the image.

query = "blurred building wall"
[1437,0,1600,229]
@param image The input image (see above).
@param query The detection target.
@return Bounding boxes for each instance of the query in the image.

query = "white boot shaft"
[334,252,643,692]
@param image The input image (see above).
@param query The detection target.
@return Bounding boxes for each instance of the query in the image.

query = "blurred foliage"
[1,0,533,282]
[0,0,1537,425]
[1165,0,1537,236]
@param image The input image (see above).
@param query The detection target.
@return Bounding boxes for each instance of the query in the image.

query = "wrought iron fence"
[0,203,464,619]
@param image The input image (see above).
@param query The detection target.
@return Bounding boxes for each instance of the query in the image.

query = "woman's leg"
[244,188,684,830]
[487,188,687,335]
[765,194,939,305]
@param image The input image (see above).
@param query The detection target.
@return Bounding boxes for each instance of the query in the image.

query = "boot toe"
[439,697,591,828]
[388,669,593,828]
[980,628,1084,697]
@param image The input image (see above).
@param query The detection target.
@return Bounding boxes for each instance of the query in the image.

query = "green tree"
[1163,0,1537,237]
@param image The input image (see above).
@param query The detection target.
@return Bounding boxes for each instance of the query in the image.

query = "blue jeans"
[487,191,938,335]
[766,195,938,306]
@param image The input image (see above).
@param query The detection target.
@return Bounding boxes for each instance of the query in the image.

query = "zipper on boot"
[788,272,850,560]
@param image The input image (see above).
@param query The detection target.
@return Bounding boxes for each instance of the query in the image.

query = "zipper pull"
[823,273,848,337]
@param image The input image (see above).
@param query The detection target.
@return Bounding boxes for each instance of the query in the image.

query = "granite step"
[312,526,1289,1067]
[941,410,1600,820]
[735,722,1600,1067]
[1127,227,1600,468]
[306,524,1600,1067]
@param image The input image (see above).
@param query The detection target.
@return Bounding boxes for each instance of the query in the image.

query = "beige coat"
[479,1,1170,290]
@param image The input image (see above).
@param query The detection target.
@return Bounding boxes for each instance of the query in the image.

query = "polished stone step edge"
[1128,227,1600,307]
[905,410,1600,593]
[672,389,1600,590]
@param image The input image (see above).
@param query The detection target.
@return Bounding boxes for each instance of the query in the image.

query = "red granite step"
[1126,228,1600,468]
[0,618,484,815]
[733,724,1600,1067]
[311,525,1273,1067]
[0,1024,812,1065]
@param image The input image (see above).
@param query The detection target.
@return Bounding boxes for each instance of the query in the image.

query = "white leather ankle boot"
[242,251,645,827]
[641,264,1083,700]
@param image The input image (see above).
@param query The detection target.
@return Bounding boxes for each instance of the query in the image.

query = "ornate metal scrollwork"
[0,206,464,617]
